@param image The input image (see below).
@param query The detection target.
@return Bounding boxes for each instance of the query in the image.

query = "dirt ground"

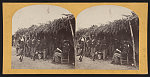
[12,47,138,70]
[11,47,74,69]
[75,56,138,70]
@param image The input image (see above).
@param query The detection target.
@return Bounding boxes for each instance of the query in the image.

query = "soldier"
[26,36,30,57]
[28,37,32,58]
[24,35,28,57]
[17,39,24,62]
[85,36,90,57]
[90,36,96,61]
[31,37,37,61]
[76,42,80,56]
[78,37,85,62]
[16,38,21,56]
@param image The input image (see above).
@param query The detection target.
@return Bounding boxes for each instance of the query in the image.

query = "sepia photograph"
[75,5,139,70]
[3,2,148,74]
[12,5,75,69]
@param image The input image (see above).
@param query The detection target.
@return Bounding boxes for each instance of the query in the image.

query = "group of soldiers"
[13,35,75,65]
[77,35,107,62]
[13,33,133,65]
[14,35,48,62]
[77,35,133,65]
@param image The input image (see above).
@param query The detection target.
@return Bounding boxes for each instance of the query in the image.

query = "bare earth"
[11,47,74,69]
[75,56,138,70]
[12,47,138,70]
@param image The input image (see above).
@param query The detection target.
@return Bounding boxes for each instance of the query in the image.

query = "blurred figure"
[52,48,62,63]
[31,37,37,61]
[35,39,42,60]
[93,40,103,60]
[17,40,24,62]
[28,37,32,58]
[16,38,21,56]
[111,49,122,64]
[85,36,91,57]
[78,37,85,62]
[90,38,96,60]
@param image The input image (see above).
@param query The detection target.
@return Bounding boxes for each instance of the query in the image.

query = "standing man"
[41,36,47,61]
[23,35,28,57]
[26,36,30,57]
[28,36,32,58]
[16,37,21,56]
[78,37,85,62]
[87,36,91,57]
[90,35,96,61]
[31,37,37,61]
[18,38,24,62]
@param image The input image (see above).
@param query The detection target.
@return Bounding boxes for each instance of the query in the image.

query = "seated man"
[93,51,103,61]
[94,41,103,60]
[111,49,122,64]
[38,51,43,59]
[97,51,103,60]
[52,48,62,63]
[93,51,98,61]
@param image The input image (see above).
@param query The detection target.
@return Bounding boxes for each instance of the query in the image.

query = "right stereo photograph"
[75,5,139,70]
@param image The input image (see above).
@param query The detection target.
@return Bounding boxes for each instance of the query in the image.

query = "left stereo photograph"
[11,5,75,69]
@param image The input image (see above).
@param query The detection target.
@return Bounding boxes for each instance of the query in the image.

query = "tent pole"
[129,21,136,67]
[68,16,76,64]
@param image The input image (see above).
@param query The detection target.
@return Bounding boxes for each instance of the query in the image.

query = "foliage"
[13,14,75,39]
[76,11,139,40]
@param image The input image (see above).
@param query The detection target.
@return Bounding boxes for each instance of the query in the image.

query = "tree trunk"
[129,21,136,66]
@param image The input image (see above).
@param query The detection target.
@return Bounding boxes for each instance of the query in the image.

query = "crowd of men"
[13,35,74,64]
[13,33,133,65]
[14,35,48,61]
[76,35,133,65]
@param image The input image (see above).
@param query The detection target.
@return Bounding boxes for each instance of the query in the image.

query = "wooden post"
[68,16,76,64]
[129,21,136,67]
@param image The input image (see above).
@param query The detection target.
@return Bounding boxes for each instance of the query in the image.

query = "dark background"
[0,0,149,77]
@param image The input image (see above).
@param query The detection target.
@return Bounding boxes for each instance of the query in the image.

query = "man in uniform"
[78,37,85,62]
[31,37,37,61]
[16,38,21,56]
[90,35,96,61]
[18,38,24,62]
[28,37,32,58]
